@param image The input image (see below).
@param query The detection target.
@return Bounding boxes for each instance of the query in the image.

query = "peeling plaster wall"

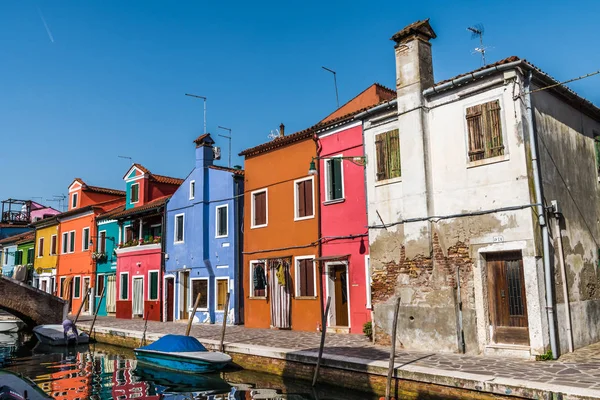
[533,87,600,352]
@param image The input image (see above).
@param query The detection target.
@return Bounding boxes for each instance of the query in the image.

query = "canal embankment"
[78,317,600,400]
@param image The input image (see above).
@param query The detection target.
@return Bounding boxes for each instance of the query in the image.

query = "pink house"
[315,83,395,334]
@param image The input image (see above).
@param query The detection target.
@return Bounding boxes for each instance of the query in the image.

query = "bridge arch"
[0,276,68,327]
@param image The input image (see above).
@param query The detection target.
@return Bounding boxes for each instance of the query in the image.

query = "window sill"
[189,308,209,312]
[250,224,267,230]
[323,198,345,206]
[295,296,317,300]
[249,296,267,300]
[467,154,510,168]
[374,176,402,187]
[173,241,184,245]
[294,215,315,222]
[215,235,229,239]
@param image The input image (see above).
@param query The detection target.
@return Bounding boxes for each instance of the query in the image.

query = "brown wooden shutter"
[388,129,401,179]
[485,100,504,158]
[305,259,314,296]
[254,192,266,225]
[375,133,389,181]
[297,182,306,217]
[466,104,485,161]
[300,180,313,217]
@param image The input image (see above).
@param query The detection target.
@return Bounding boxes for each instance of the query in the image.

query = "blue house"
[164,134,244,324]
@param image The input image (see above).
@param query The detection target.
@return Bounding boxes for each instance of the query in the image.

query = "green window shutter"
[150,272,158,300]
[332,158,343,199]
[387,129,401,179]
[74,277,80,298]
[375,132,389,180]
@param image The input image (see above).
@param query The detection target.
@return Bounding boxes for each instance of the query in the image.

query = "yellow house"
[32,216,60,294]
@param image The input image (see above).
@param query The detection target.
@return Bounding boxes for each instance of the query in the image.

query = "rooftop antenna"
[118,155,133,165]
[321,66,339,108]
[46,194,67,211]
[268,128,280,141]
[467,24,487,65]
[217,126,232,168]
[185,93,207,134]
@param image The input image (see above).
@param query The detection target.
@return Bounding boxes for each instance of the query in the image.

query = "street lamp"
[308,156,367,176]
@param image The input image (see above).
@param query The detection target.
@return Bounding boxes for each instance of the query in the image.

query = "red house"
[315,83,395,333]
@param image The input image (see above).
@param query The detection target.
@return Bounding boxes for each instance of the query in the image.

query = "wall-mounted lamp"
[136,262,142,267]
[308,155,368,176]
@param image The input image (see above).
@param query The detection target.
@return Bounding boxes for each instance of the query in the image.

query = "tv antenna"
[118,155,133,165]
[185,93,207,134]
[267,128,280,141]
[46,194,67,211]
[467,24,487,65]
[322,66,339,108]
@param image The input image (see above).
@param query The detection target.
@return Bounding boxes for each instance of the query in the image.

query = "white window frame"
[215,277,230,312]
[62,232,68,254]
[82,227,90,251]
[324,154,345,202]
[250,188,268,229]
[293,176,315,221]
[96,274,105,298]
[60,276,66,297]
[215,205,229,238]
[365,255,372,309]
[50,234,57,256]
[69,230,76,253]
[189,180,195,200]
[174,213,185,244]
[249,260,267,299]
[37,237,44,258]
[73,276,81,299]
[130,183,140,204]
[148,270,160,301]
[189,277,209,312]
[71,193,78,209]
[119,272,129,300]
[98,230,107,254]
[123,225,133,242]
[294,255,317,298]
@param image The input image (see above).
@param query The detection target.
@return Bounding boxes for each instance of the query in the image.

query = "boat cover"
[140,334,208,353]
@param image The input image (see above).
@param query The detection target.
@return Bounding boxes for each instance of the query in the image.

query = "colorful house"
[31,216,60,294]
[164,134,244,324]
[314,83,395,333]
[0,231,33,279]
[94,206,123,317]
[112,164,183,321]
[57,179,125,315]
[16,232,35,284]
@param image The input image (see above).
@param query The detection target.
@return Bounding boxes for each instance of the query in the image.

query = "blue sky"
[1,0,599,209]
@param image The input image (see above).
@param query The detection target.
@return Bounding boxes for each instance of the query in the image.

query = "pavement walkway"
[78,316,600,399]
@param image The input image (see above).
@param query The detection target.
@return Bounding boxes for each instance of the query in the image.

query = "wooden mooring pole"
[219,292,231,352]
[141,310,150,347]
[87,285,106,338]
[186,293,202,336]
[386,296,401,400]
[312,296,331,387]
[73,287,91,324]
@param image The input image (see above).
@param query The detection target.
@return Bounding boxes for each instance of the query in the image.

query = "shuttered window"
[38,238,44,257]
[15,251,23,265]
[120,273,129,300]
[325,158,343,201]
[82,227,90,251]
[27,248,34,264]
[295,178,314,218]
[375,129,401,181]
[216,278,228,311]
[191,279,208,309]
[74,276,81,298]
[69,231,75,253]
[62,233,68,254]
[594,132,600,176]
[96,275,105,297]
[149,271,159,300]
[297,258,315,297]
[252,190,267,227]
[466,100,504,162]
[99,231,106,253]
[216,205,228,237]
[50,235,57,255]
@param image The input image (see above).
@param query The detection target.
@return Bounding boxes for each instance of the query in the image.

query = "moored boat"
[134,334,231,374]
[32,325,89,346]
[0,319,25,333]
[0,370,52,399]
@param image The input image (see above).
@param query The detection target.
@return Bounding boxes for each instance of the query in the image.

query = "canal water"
[0,332,379,400]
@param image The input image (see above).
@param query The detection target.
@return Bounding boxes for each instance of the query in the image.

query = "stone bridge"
[0,276,68,327]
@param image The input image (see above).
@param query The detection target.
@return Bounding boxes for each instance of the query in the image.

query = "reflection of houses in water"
[111,358,160,400]
[47,352,93,400]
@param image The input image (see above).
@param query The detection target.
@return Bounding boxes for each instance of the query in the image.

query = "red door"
[166,278,174,322]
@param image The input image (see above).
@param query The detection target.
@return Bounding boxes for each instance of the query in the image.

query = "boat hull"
[33,325,90,346]
[134,349,229,374]
[0,320,24,333]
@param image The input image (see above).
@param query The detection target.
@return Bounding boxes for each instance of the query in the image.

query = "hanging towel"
[276,264,286,286]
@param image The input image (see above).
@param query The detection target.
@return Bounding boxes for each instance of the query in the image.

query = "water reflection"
[0,338,377,400]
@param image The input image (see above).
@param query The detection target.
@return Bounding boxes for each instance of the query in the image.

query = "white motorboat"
[0,319,25,333]
[32,324,89,346]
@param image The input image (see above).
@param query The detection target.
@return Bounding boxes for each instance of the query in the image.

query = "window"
[15,250,23,265]
[4,250,7,265]
[251,189,267,228]
[375,129,401,181]
[189,180,195,200]
[82,227,90,251]
[50,235,57,255]
[191,279,208,310]
[296,257,316,297]
[216,278,229,311]
[295,177,314,219]
[174,214,184,243]
[71,193,78,209]
[50,277,55,294]
[130,183,139,203]
[62,233,68,254]
[250,261,267,298]
[325,158,344,201]
[124,225,134,242]
[38,237,44,257]
[466,100,504,162]
[74,276,81,298]
[69,231,75,253]
[149,271,159,300]
[26,248,34,264]
[120,273,129,300]
[365,255,372,309]
[96,275,105,297]
[594,132,600,176]
[148,224,161,239]
[99,231,106,253]
[216,205,228,238]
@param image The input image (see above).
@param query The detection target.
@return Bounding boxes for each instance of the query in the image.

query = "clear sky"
[2,0,599,210]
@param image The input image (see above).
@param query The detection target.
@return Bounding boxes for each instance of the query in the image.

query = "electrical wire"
[520,69,600,97]
[242,232,367,255]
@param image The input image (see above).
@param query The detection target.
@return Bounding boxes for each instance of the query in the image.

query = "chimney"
[193,133,215,168]
[279,123,285,137]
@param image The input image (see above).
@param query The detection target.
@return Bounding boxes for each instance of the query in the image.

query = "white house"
[358,19,600,359]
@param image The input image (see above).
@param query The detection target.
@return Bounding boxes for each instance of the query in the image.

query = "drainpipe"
[524,70,558,359]
[552,202,574,352]
[161,201,168,322]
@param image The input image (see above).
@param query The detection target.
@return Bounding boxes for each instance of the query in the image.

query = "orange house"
[57,178,125,315]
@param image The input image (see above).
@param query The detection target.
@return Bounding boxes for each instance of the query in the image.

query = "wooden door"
[41,280,47,293]
[487,253,529,345]
[83,277,90,313]
[166,278,174,322]
[181,271,190,320]
[334,265,349,327]
[106,275,116,313]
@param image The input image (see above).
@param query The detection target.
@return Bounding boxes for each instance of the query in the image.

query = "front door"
[328,263,349,327]
[41,280,47,293]
[106,275,116,314]
[132,277,144,317]
[83,277,90,313]
[487,252,529,345]
[268,259,291,329]
[166,277,174,322]
[181,271,190,320]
